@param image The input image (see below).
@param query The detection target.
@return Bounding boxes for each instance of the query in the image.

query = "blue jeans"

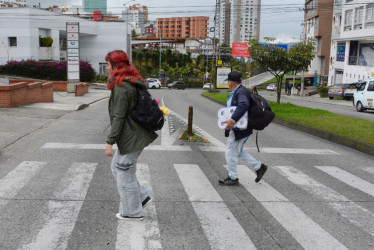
[111,149,151,217]
[226,131,261,180]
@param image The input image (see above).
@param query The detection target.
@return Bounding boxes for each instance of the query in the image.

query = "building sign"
[232,43,250,57]
[259,43,288,51]
[216,66,231,89]
[66,22,80,83]
[337,45,345,62]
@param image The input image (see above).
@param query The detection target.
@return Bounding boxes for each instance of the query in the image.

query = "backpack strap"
[255,130,260,152]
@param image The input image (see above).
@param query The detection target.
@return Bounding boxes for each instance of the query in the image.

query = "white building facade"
[122,4,148,35]
[0,8,130,74]
[219,0,261,45]
[329,0,374,85]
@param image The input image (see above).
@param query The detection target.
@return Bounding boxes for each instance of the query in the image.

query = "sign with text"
[66,22,80,83]
[337,45,345,62]
[232,43,250,57]
[216,66,232,89]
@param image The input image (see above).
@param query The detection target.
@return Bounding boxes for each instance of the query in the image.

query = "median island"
[202,91,374,156]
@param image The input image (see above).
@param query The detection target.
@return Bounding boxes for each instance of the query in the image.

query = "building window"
[344,9,353,31]
[8,37,17,47]
[366,4,374,28]
[354,6,364,29]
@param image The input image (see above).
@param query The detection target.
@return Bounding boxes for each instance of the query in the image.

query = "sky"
[27,0,305,43]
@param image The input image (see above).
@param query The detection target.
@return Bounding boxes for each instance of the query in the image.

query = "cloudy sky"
[28,0,304,43]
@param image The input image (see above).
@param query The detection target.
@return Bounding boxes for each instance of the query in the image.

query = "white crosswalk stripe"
[232,165,347,250]
[174,164,257,250]
[115,163,162,250]
[20,162,97,250]
[275,165,374,237]
[363,167,374,175]
[0,161,45,210]
[315,166,374,198]
[3,160,374,249]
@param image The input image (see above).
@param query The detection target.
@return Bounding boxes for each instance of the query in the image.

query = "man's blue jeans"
[111,149,151,217]
[226,131,262,180]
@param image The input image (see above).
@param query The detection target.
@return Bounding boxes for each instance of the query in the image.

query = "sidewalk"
[23,84,110,111]
[274,92,354,107]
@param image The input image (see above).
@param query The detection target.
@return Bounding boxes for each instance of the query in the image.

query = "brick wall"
[75,82,89,96]
[10,79,68,92]
[0,81,54,108]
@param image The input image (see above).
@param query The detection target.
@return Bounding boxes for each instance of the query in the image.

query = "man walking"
[219,71,268,186]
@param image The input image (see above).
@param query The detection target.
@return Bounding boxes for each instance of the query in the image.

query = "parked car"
[146,78,161,89]
[266,84,277,91]
[353,79,374,112]
[328,84,345,99]
[168,81,185,90]
[342,82,360,100]
[202,83,213,90]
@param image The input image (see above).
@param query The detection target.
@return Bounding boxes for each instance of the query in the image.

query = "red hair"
[105,50,144,90]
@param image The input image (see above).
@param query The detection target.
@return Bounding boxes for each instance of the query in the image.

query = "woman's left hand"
[105,144,113,157]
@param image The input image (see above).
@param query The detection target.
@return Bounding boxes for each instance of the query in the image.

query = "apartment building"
[0,0,27,7]
[219,0,261,45]
[83,0,107,14]
[122,4,149,34]
[303,0,334,85]
[156,17,209,39]
[328,0,374,85]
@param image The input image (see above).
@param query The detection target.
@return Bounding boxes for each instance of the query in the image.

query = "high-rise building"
[156,17,209,39]
[219,0,261,45]
[83,0,107,14]
[122,4,149,35]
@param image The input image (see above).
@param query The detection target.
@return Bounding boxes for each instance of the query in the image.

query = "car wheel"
[344,96,350,101]
[356,101,364,112]
[152,86,156,89]
[329,96,333,100]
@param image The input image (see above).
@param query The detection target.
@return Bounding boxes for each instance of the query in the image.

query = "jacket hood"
[124,78,148,89]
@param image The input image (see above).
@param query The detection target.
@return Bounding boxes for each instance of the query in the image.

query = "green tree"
[249,38,315,103]
[132,29,138,38]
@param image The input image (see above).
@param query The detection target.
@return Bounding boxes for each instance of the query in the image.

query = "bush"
[317,86,329,98]
[0,60,96,82]
[39,36,53,47]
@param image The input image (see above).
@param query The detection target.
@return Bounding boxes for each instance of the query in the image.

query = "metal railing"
[348,56,374,66]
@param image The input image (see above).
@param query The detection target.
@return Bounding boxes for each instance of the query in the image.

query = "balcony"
[348,56,374,66]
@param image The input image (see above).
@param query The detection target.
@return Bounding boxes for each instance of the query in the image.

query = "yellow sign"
[371,72,374,78]
[217,60,222,65]
[216,66,231,89]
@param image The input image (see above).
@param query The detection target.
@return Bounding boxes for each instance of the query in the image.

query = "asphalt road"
[0,88,373,249]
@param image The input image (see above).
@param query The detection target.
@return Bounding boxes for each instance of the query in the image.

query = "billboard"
[216,66,231,89]
[232,43,250,57]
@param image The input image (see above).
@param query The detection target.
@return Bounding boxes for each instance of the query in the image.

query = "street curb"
[201,93,374,156]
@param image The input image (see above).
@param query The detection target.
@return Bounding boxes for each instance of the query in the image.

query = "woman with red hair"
[105,50,157,221]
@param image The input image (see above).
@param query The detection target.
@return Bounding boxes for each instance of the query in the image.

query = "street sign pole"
[66,22,80,93]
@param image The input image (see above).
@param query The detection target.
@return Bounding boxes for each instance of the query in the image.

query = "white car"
[354,79,374,112]
[266,84,277,91]
[146,78,161,89]
[202,83,213,90]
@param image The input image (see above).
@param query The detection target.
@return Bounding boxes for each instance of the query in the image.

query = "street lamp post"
[159,28,162,79]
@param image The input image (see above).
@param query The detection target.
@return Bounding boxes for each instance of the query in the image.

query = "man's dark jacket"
[225,84,253,140]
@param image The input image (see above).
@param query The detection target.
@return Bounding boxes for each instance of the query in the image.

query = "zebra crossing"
[0,161,373,249]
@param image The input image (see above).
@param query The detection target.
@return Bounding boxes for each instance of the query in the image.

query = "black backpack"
[129,85,164,131]
[247,92,275,130]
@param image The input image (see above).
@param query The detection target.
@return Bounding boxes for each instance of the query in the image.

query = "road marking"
[174,164,257,249]
[41,143,192,151]
[233,165,347,250]
[199,146,339,155]
[116,163,162,250]
[363,167,374,175]
[0,161,45,209]
[275,165,374,237]
[20,162,97,250]
[170,109,225,147]
[315,166,374,198]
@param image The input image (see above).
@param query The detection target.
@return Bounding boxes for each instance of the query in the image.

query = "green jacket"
[106,78,158,154]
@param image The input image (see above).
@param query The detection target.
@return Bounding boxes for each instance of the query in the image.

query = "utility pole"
[159,27,162,79]
[211,0,219,84]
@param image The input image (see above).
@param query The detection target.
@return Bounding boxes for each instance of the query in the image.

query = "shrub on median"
[0,60,95,82]
[317,86,329,98]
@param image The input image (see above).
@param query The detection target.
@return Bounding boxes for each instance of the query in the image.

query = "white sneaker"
[116,213,144,221]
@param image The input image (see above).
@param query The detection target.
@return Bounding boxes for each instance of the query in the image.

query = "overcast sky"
[27,0,304,43]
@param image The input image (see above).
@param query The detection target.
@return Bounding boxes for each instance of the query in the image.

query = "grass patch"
[202,92,374,146]
[178,130,209,143]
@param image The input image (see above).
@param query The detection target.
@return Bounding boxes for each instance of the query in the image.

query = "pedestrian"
[252,86,258,94]
[288,83,292,95]
[219,71,268,186]
[105,50,158,221]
